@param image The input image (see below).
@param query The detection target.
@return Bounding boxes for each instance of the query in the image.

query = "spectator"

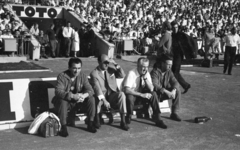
[37,30,49,59]
[46,23,57,58]
[30,23,40,37]
[71,27,80,57]
[62,21,74,57]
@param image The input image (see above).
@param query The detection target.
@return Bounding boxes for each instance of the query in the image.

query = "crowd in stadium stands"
[2,0,240,61]
[0,4,29,55]
[70,0,240,57]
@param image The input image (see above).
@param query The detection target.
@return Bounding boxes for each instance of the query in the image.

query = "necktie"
[139,76,143,92]
[104,71,111,96]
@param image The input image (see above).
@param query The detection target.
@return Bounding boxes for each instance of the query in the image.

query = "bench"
[74,77,171,125]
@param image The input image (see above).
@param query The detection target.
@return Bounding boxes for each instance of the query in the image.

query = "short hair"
[137,57,149,65]
[163,21,172,30]
[68,58,82,68]
[157,54,173,63]
[171,21,178,27]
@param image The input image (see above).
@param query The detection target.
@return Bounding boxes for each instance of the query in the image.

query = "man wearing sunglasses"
[90,54,129,131]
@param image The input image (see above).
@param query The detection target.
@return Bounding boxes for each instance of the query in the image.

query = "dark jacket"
[172,32,197,59]
[151,66,179,100]
[52,70,94,105]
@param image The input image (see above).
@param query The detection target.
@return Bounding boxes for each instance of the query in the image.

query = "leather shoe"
[156,120,167,129]
[87,124,97,133]
[59,125,69,137]
[126,115,131,124]
[182,84,191,94]
[120,122,129,131]
[170,113,181,122]
[94,114,101,129]
[67,121,76,127]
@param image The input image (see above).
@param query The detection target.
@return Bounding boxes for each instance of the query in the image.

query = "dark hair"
[171,21,178,27]
[68,58,82,68]
[157,54,173,63]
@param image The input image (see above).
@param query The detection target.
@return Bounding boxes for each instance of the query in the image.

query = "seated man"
[52,58,97,137]
[90,54,129,131]
[151,54,182,128]
[123,57,167,129]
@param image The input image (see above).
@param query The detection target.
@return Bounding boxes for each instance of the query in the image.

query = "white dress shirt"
[62,27,74,38]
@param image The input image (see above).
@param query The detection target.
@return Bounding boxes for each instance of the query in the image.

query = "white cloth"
[71,31,80,51]
[28,112,61,134]
[123,68,152,91]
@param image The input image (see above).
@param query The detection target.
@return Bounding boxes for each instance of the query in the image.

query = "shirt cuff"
[98,95,105,100]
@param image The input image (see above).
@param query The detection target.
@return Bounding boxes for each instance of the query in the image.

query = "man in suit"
[90,54,129,131]
[123,57,167,129]
[52,58,97,137]
[171,21,194,94]
[151,54,182,128]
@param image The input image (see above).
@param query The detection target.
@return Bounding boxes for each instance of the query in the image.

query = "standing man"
[171,21,193,94]
[90,54,129,131]
[46,24,57,58]
[157,21,172,57]
[151,55,182,128]
[222,27,240,75]
[52,58,97,137]
[62,22,74,57]
[123,57,167,129]
[37,30,49,59]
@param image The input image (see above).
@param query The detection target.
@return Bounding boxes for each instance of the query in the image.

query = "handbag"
[38,116,60,137]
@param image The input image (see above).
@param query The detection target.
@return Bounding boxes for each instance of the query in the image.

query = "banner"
[12,5,62,18]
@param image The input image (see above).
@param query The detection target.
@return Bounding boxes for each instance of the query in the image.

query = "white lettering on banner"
[0,78,57,125]
[12,5,62,18]
[197,40,203,50]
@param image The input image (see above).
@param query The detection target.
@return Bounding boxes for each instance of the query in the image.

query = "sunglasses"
[103,61,110,65]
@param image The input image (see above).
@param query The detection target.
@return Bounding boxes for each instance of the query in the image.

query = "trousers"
[54,96,96,125]
[64,37,72,56]
[97,91,127,114]
[224,46,236,74]
[126,91,160,115]
[172,53,190,89]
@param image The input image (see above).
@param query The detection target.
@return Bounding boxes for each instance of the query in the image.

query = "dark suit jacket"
[52,70,94,105]
[90,66,125,99]
[151,66,179,101]
[172,32,197,60]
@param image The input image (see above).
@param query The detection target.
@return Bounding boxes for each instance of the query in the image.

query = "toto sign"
[12,5,62,18]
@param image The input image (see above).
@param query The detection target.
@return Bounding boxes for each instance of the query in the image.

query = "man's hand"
[109,58,121,69]
[72,93,80,101]
[102,98,111,110]
[77,93,86,103]
[164,89,175,99]
[140,93,152,99]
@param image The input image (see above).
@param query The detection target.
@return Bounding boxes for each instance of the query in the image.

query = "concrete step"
[0,56,27,63]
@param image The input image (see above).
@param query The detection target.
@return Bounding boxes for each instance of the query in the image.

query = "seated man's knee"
[88,96,95,105]
[118,92,126,100]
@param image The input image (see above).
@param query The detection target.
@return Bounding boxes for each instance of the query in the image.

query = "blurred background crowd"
[1,0,240,59]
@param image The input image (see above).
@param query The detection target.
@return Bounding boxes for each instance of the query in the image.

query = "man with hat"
[90,54,129,131]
